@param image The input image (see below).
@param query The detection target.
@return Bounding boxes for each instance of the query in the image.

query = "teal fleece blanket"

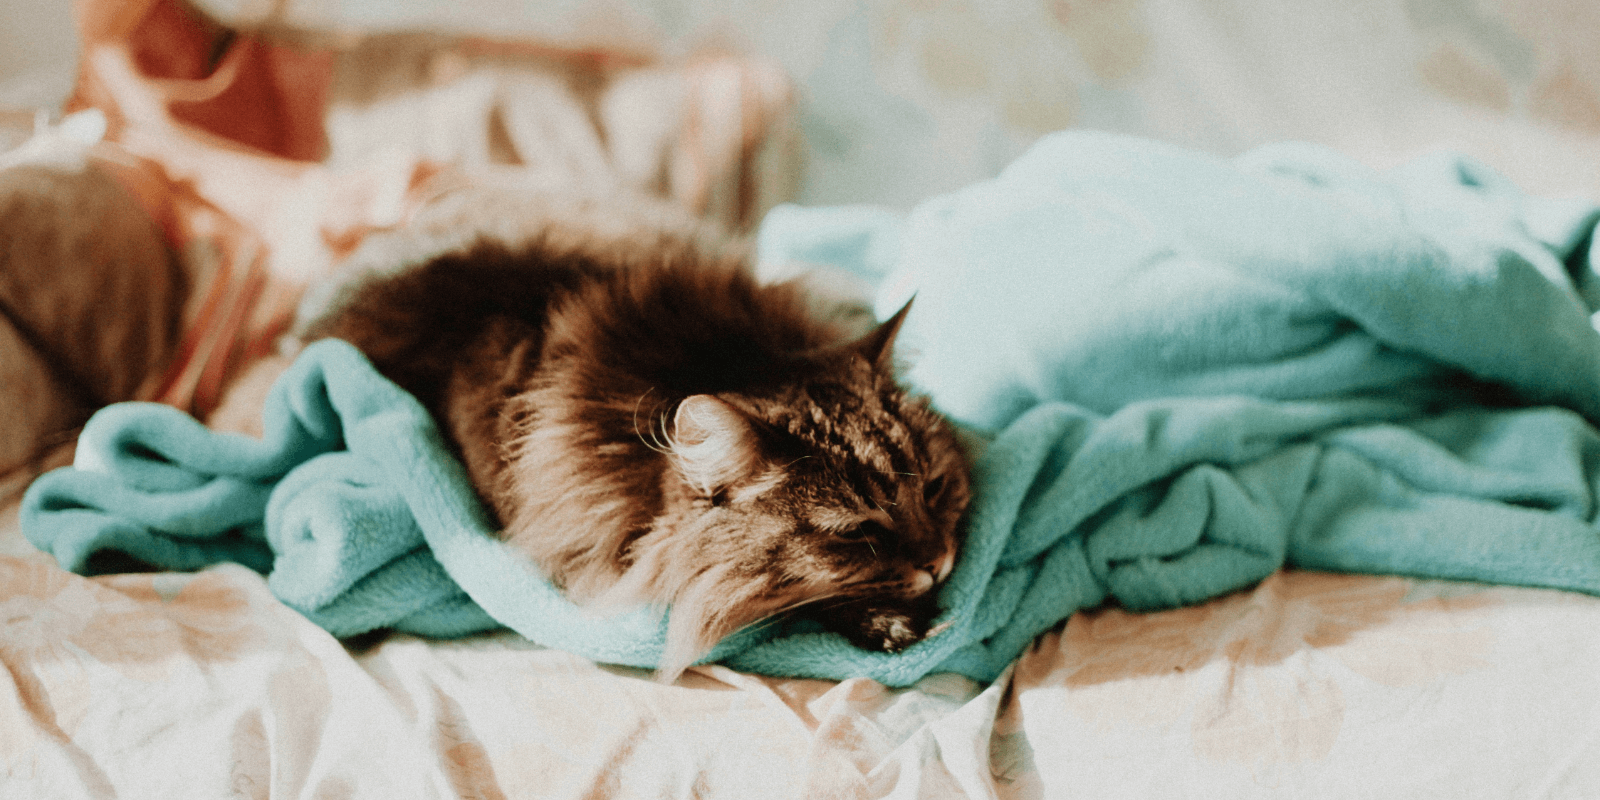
[25,132,1600,686]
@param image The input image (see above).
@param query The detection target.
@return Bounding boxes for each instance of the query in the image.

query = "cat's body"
[302,192,970,679]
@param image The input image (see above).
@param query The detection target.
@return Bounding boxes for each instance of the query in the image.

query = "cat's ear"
[852,296,914,369]
[670,395,760,494]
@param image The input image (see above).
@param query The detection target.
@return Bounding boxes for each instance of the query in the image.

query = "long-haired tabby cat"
[301,190,971,680]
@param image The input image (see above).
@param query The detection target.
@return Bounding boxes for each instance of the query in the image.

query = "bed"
[6,1,1600,797]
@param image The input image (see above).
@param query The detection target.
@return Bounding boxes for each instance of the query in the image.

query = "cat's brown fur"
[303,194,970,680]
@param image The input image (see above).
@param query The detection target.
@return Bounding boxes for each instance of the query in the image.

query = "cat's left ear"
[670,395,761,495]
[852,296,914,369]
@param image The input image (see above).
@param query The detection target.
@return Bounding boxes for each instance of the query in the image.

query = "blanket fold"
[26,131,1600,685]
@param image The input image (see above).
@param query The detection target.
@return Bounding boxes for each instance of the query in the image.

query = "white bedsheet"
[6,500,1599,798]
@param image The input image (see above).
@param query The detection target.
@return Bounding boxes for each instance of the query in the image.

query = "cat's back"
[298,187,762,402]
[303,238,586,403]
[535,234,839,402]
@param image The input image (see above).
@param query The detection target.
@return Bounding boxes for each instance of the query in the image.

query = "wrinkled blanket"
[26,132,1600,686]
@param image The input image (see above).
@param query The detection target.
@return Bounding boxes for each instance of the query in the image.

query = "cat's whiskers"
[632,388,673,456]
[781,591,853,619]
[738,590,848,638]
[798,595,904,625]
[774,595,832,620]
[864,506,888,563]
[644,406,681,461]
[742,610,803,639]
[655,410,677,455]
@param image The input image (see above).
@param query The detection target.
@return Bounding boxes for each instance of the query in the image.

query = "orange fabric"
[66,0,418,417]
[73,0,331,160]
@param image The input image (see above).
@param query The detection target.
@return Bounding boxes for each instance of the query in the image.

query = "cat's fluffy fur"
[301,189,970,680]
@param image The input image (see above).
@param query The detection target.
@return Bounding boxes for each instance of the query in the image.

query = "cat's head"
[604,301,973,681]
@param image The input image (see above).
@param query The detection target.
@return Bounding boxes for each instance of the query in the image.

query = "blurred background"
[8,0,1600,207]
[7,0,1600,444]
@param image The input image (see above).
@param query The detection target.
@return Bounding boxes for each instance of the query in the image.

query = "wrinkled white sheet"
[6,499,1600,799]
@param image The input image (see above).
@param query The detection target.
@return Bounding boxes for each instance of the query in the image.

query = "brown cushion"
[0,149,183,481]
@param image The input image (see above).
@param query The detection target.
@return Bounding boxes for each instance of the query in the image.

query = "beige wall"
[0,0,76,107]
[11,1,1600,204]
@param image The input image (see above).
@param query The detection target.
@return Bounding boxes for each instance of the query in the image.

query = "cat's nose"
[911,552,954,593]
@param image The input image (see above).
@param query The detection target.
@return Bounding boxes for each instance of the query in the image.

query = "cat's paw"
[849,608,927,653]
[814,594,944,653]
[857,608,921,652]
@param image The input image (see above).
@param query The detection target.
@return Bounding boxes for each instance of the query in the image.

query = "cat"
[300,190,971,680]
